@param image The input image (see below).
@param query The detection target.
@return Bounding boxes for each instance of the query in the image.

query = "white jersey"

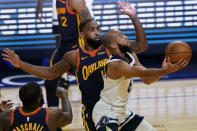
[100,52,135,107]
[52,0,58,25]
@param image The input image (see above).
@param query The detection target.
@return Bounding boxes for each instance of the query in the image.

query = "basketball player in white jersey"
[92,1,188,131]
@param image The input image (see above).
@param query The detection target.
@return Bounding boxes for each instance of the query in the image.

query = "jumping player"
[92,2,189,131]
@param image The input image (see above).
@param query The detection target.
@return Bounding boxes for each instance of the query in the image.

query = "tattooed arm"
[69,0,92,21]
[2,49,78,80]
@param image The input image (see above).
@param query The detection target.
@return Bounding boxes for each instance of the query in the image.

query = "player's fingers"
[179,60,188,68]
[3,48,11,55]
[3,58,12,63]
[117,1,125,8]
[2,53,10,58]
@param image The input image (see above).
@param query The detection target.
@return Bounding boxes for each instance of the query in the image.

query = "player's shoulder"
[63,50,77,60]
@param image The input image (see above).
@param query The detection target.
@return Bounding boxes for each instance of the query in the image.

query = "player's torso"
[101,52,135,107]
[9,107,49,131]
[56,0,80,41]
[75,45,110,106]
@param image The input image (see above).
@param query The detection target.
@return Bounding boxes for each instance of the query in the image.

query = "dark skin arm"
[69,0,92,21]
[47,87,73,130]
[36,0,45,21]
[2,48,77,80]
[55,87,73,126]
[118,1,148,54]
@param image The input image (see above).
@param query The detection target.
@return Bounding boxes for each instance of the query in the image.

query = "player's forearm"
[130,15,148,53]
[129,66,167,77]
[141,75,164,85]
[78,7,92,21]
[37,0,45,7]
[61,93,73,124]
[19,61,57,80]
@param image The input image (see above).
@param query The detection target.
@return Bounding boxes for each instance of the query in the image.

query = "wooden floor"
[1,78,197,131]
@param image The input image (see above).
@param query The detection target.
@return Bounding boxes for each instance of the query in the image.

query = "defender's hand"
[117,1,136,19]
[0,100,13,112]
[56,87,68,98]
[2,48,21,68]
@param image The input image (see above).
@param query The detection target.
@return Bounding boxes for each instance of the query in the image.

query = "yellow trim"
[76,14,84,47]
[75,73,82,104]
[81,105,90,131]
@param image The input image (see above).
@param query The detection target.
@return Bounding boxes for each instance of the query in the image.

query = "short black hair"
[79,18,95,32]
[19,82,41,107]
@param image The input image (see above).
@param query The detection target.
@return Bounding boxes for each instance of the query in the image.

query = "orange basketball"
[165,41,192,64]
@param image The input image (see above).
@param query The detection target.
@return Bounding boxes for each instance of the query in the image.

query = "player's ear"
[80,32,85,39]
[111,42,118,49]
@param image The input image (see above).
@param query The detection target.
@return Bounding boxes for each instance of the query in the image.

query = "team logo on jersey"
[97,51,106,55]
[82,59,108,80]
[81,56,89,60]
[97,116,109,127]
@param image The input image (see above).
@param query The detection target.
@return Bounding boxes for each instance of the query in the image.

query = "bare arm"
[56,87,73,126]
[107,55,188,80]
[2,48,77,80]
[131,53,188,85]
[118,1,148,54]
[70,0,92,21]
[36,0,45,21]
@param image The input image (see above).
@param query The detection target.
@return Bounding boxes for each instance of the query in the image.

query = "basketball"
[165,41,192,64]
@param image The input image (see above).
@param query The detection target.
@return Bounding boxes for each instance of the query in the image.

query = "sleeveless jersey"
[101,52,135,107]
[9,107,49,131]
[56,0,84,47]
[75,45,110,106]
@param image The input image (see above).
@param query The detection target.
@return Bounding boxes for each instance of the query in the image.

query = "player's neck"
[84,44,99,52]
[22,105,40,113]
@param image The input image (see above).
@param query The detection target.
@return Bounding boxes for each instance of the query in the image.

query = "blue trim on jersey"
[119,112,134,127]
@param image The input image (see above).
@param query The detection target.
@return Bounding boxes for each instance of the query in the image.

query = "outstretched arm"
[118,1,148,54]
[2,48,77,80]
[55,87,73,126]
[70,0,92,21]
[133,53,188,85]
[106,53,188,79]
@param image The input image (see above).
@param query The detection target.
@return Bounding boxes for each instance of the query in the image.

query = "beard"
[86,37,102,49]
[118,44,132,53]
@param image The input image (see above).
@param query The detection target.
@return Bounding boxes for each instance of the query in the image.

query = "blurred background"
[1,1,197,130]
[0,0,197,86]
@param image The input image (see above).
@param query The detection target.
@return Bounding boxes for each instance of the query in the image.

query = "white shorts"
[93,98,136,130]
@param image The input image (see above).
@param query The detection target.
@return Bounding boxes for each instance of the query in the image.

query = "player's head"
[19,82,44,109]
[102,29,131,53]
[79,18,101,49]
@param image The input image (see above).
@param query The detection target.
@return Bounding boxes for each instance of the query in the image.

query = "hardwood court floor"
[1,78,197,131]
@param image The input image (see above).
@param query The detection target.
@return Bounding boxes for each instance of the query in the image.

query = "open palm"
[117,1,136,18]
[2,48,21,68]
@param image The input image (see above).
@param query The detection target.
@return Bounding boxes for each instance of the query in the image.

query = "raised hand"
[0,100,13,112]
[2,48,21,68]
[117,1,136,18]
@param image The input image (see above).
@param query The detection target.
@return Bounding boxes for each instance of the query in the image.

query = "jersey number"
[128,81,132,93]
[61,16,68,27]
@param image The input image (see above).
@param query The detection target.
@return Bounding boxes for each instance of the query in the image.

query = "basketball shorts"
[93,98,145,131]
